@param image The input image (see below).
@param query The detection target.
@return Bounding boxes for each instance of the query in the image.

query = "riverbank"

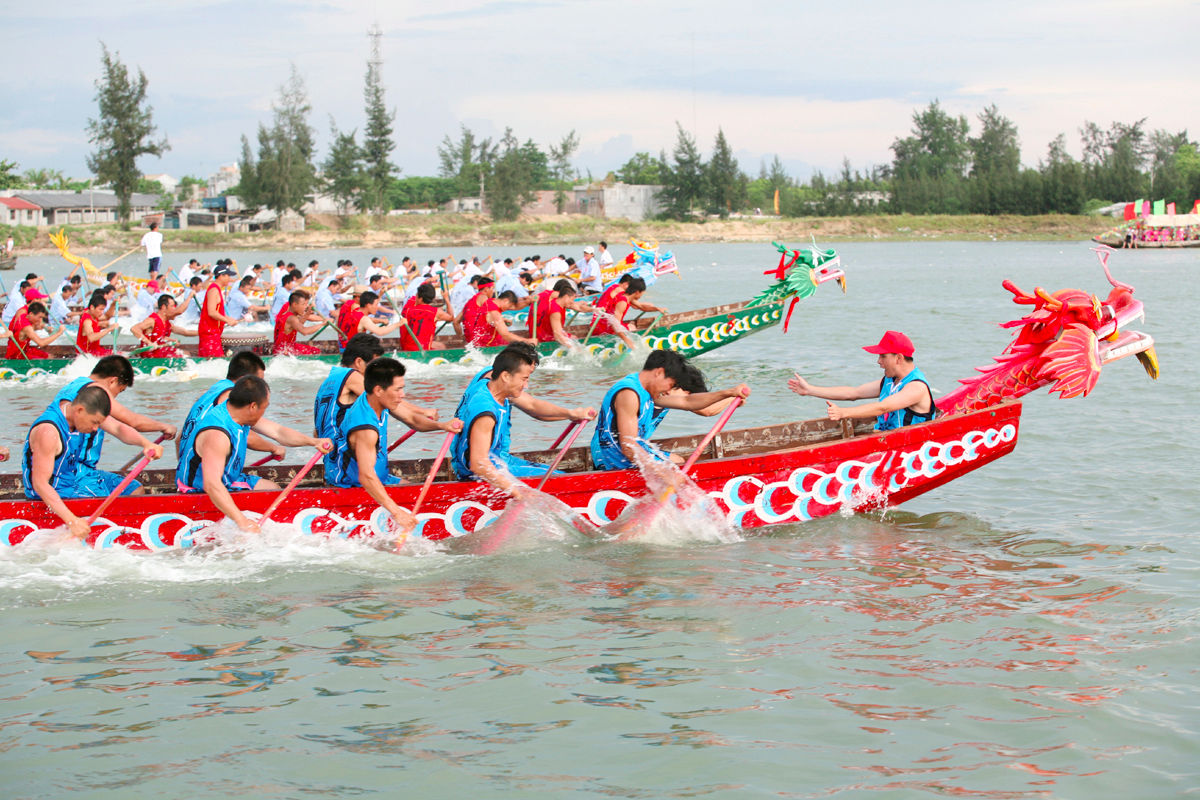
[4,213,1107,255]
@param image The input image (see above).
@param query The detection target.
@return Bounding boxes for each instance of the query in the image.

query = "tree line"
[646,102,1200,219]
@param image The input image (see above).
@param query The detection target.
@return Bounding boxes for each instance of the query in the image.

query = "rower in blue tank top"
[52,355,175,473]
[313,333,394,475]
[324,358,460,535]
[175,375,334,535]
[592,351,751,471]
[449,344,596,498]
[176,351,268,461]
[787,330,937,431]
[22,385,164,540]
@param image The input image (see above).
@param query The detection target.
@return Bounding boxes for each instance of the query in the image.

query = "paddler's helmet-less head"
[226,375,271,426]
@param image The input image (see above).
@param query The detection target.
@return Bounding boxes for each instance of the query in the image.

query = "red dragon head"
[939,246,1157,415]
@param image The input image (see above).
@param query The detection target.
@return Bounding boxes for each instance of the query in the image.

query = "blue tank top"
[328,392,399,488]
[450,380,515,480]
[22,398,86,500]
[177,402,250,491]
[53,377,105,468]
[876,366,938,431]
[452,367,491,420]
[314,366,353,475]
[591,373,668,470]
[179,379,234,455]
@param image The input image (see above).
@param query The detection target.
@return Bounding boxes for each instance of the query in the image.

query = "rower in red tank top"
[76,295,115,356]
[6,302,62,359]
[130,295,186,359]
[527,279,579,345]
[399,282,454,351]
[273,292,323,356]
[590,275,666,347]
[199,265,239,357]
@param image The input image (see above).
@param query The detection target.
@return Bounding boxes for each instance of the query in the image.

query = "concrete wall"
[2,205,45,226]
[603,184,663,222]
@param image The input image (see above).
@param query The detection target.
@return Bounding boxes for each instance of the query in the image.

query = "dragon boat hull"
[0,403,1022,550]
[0,299,787,379]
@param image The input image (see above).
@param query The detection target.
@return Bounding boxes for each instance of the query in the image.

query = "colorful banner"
[1123,202,1136,221]
[1153,199,1166,215]
[1138,199,1148,217]
[1166,202,1176,215]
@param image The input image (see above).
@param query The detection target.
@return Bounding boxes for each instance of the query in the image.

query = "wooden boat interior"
[0,416,875,502]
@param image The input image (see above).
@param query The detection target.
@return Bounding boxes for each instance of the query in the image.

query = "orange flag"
[773,188,780,215]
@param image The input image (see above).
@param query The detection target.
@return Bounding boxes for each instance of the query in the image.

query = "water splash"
[600,448,741,546]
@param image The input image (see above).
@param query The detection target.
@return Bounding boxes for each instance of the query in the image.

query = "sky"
[2,0,1198,185]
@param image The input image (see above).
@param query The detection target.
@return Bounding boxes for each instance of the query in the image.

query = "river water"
[0,241,1195,798]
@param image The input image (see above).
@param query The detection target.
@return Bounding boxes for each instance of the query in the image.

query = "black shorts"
[148,256,162,274]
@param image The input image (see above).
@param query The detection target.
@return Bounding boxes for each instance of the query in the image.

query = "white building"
[144,173,179,196]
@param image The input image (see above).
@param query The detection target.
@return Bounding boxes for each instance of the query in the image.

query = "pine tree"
[486,128,536,222]
[548,130,580,212]
[253,65,317,214]
[85,44,170,227]
[322,119,366,214]
[658,122,705,220]
[706,128,740,218]
[362,60,397,214]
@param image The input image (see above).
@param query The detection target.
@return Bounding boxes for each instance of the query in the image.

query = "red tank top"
[400,303,438,351]
[198,284,225,338]
[593,285,630,336]
[274,306,296,350]
[337,302,363,342]
[463,293,502,348]
[77,312,108,355]
[148,313,171,345]
[6,310,30,358]
[528,294,565,343]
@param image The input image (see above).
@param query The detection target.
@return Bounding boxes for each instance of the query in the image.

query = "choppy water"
[1,242,1196,798]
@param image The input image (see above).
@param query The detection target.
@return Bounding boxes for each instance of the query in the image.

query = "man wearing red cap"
[788,330,936,430]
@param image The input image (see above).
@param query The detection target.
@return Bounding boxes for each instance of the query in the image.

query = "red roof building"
[0,196,45,227]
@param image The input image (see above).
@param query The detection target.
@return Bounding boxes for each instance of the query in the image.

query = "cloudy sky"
[3,0,1197,184]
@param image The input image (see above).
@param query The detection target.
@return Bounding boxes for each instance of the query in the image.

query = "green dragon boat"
[0,242,845,380]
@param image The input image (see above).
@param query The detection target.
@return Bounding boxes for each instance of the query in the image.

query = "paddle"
[394,430,454,553]
[258,449,324,526]
[638,312,666,342]
[100,246,140,273]
[581,314,602,345]
[536,418,589,490]
[387,428,417,454]
[119,432,169,473]
[85,455,152,527]
[549,420,578,450]
[124,343,157,357]
[305,319,333,342]
[625,397,743,536]
[249,453,282,468]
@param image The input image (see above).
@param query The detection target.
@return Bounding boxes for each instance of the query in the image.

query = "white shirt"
[141,231,163,259]
[180,293,202,324]
[271,288,292,318]
[315,287,337,318]
[3,299,25,326]
[599,249,614,268]
[543,257,568,276]
[179,265,196,284]
[50,294,72,326]
[449,281,476,314]
[492,261,512,281]
[578,255,602,292]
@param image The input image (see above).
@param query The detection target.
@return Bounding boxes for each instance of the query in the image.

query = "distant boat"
[0,254,15,271]
[1093,213,1200,249]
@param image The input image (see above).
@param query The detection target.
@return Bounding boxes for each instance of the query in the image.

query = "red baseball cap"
[863,330,914,357]
[24,287,48,301]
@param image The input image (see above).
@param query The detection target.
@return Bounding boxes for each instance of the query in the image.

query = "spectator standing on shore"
[141,222,163,278]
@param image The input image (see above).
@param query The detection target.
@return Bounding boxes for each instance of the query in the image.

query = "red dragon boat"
[0,248,1157,551]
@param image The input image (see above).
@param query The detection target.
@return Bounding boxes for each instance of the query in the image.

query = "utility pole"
[367,21,383,83]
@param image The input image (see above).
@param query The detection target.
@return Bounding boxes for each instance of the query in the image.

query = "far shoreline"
[7,212,1113,256]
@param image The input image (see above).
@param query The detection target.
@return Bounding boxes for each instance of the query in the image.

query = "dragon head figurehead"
[939,246,1157,416]
[752,239,847,331]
